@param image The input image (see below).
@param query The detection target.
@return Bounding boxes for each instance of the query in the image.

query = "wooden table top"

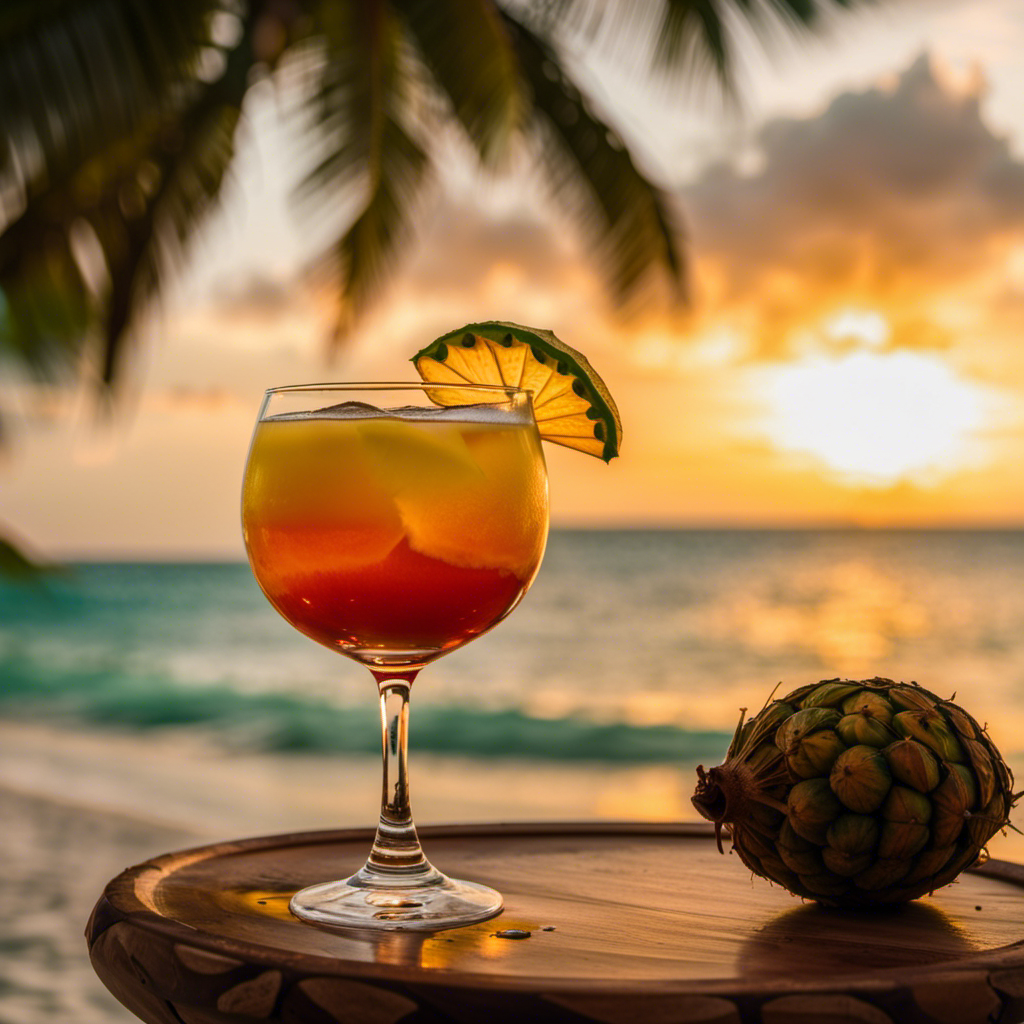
[87,822,1024,1024]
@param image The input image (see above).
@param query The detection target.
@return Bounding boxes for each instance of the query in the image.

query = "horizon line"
[36,522,1024,564]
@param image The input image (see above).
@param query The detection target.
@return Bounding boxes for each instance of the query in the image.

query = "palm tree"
[0,0,860,395]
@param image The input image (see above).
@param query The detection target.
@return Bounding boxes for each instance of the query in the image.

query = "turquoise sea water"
[3,529,1024,764]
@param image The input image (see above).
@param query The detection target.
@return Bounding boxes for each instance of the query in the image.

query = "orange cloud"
[682,53,1024,359]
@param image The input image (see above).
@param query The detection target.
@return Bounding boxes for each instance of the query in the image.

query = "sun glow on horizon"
[763,348,990,487]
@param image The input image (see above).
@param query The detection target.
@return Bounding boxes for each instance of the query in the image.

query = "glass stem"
[359,670,440,886]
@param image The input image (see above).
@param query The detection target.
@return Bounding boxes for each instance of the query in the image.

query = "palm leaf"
[529,0,858,96]
[330,115,430,332]
[656,0,735,87]
[0,226,89,377]
[0,532,62,580]
[0,0,252,384]
[87,105,243,384]
[94,54,249,383]
[294,0,389,207]
[300,0,431,335]
[506,13,686,305]
[654,0,852,88]
[394,0,526,166]
[0,0,214,217]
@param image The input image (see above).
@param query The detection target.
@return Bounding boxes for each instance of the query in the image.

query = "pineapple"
[691,678,1016,907]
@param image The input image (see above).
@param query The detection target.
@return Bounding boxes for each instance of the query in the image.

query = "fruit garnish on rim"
[412,321,622,462]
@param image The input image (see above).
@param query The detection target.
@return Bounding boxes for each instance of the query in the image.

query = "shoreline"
[0,719,700,839]
[3,717,1021,855]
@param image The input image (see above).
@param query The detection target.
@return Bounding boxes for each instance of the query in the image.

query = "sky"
[5,0,1024,558]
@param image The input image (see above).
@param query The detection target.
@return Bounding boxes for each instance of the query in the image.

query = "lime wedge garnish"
[412,321,622,461]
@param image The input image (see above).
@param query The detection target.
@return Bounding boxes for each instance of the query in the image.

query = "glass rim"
[263,381,529,397]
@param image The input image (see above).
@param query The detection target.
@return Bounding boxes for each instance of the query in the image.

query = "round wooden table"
[86,822,1024,1024]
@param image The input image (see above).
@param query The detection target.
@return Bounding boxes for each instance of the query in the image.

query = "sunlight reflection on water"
[4,530,1024,748]
[704,558,932,668]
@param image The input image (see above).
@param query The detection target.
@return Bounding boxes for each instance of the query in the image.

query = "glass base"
[290,871,503,932]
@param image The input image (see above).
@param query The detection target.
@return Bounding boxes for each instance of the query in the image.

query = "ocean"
[4,529,1024,765]
[4,528,1024,1024]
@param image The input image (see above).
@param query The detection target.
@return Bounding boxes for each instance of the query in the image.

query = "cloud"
[683,53,1024,359]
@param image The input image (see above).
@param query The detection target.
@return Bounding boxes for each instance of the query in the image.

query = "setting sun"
[762,349,990,486]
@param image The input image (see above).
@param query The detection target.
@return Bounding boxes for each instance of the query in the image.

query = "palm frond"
[525,0,859,95]
[654,0,850,87]
[294,3,387,207]
[0,223,89,377]
[88,104,244,384]
[506,14,686,305]
[301,0,431,337]
[656,0,735,87]
[0,0,214,221]
[0,531,63,580]
[394,0,526,166]
[92,36,252,383]
[0,0,253,385]
[330,115,430,334]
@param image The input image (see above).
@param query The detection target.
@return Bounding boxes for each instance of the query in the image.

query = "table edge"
[86,821,1024,997]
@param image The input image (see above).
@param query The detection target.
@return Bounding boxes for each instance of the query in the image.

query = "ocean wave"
[0,657,729,763]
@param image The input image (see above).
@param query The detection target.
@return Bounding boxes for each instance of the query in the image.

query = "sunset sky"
[5,0,1024,558]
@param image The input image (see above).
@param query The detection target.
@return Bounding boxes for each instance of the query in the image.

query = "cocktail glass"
[242,383,549,930]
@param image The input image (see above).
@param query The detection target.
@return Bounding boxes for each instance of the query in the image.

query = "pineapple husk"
[692,678,1018,908]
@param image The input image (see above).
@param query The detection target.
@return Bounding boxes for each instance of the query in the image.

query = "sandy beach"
[0,783,195,1024]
